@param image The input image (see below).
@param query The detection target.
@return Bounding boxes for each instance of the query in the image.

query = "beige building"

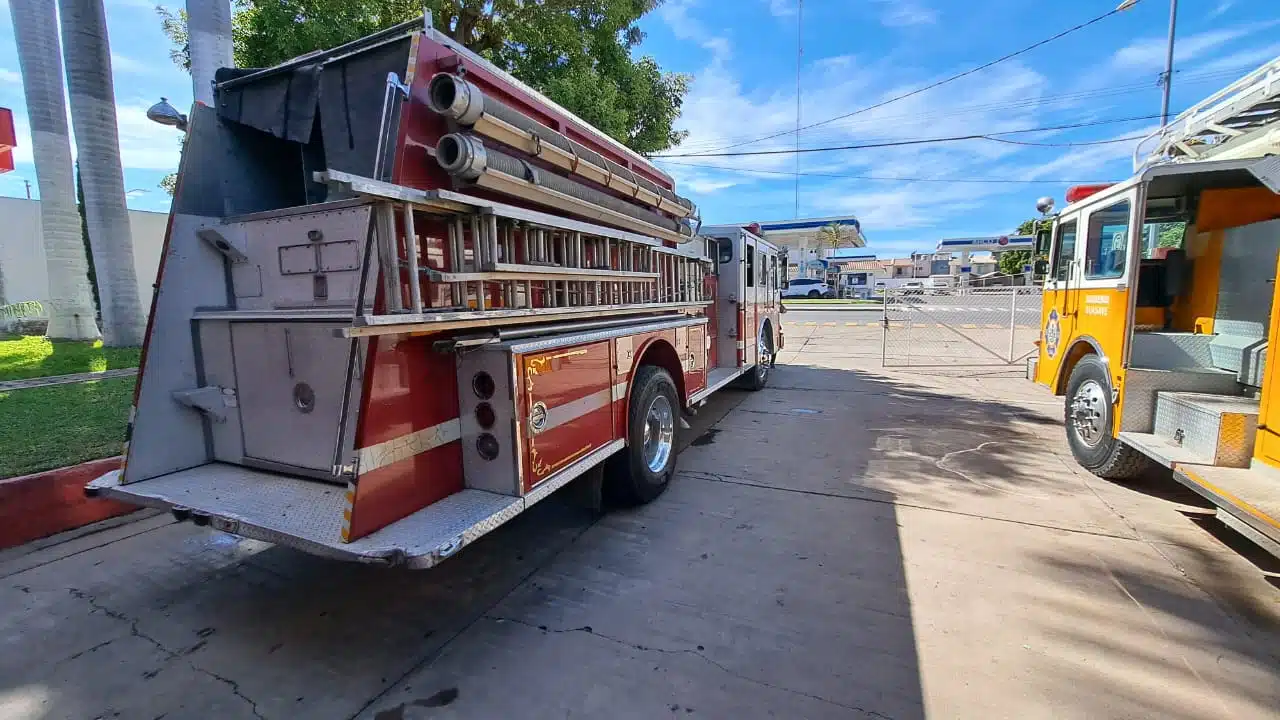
[0,196,169,328]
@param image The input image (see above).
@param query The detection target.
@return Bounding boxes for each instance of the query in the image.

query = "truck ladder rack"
[1135,56,1280,171]
[317,170,711,336]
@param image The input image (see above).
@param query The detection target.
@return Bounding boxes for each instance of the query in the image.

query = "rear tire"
[604,365,679,506]
[1064,355,1149,480]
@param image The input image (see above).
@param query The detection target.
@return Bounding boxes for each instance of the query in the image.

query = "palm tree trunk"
[8,0,100,340]
[59,0,145,346]
[186,0,234,105]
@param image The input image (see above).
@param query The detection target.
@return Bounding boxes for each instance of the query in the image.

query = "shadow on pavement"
[3,359,1275,719]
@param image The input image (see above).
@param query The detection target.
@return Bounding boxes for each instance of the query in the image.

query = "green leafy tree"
[157,0,689,156]
[1017,218,1052,235]
[1157,222,1186,249]
[998,249,1032,276]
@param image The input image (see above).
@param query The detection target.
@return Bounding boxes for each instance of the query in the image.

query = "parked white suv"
[783,278,833,298]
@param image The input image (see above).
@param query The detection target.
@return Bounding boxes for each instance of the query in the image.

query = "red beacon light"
[1065,183,1115,204]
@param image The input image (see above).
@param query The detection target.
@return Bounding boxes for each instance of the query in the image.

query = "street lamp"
[1118,0,1177,127]
[146,98,188,132]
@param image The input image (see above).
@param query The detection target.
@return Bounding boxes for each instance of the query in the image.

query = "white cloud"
[681,175,740,194]
[114,101,183,170]
[657,0,704,41]
[1110,25,1265,72]
[657,0,732,63]
[0,68,20,84]
[1210,0,1236,19]
[6,101,181,171]
[110,52,162,77]
[766,0,796,18]
[664,48,1056,225]
[875,0,938,28]
[1185,43,1280,75]
[813,55,856,72]
[1016,125,1157,182]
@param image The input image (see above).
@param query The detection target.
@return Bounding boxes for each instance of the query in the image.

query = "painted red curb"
[0,457,137,550]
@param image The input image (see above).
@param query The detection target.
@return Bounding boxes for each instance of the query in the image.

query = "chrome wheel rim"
[643,394,675,473]
[1070,379,1107,447]
[757,336,771,382]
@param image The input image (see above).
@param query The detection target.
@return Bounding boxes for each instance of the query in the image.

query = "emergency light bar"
[1065,183,1114,204]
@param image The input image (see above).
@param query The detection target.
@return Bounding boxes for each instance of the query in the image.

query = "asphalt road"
[5,337,1279,719]
[782,307,882,324]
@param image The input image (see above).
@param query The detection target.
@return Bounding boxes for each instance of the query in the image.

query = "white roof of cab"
[1058,157,1274,215]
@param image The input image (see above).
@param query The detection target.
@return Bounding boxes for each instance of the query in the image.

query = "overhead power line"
[653,159,1109,184]
[651,113,1165,158]
[985,134,1143,147]
[669,64,1246,153]
[694,1,1145,155]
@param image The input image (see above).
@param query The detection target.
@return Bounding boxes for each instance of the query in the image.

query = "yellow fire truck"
[1030,57,1280,557]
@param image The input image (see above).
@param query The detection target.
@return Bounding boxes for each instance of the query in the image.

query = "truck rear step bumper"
[87,464,524,568]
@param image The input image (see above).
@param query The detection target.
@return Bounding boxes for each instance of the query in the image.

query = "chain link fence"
[880,286,1042,369]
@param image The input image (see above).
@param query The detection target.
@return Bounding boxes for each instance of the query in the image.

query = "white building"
[0,196,169,329]
[935,234,1034,275]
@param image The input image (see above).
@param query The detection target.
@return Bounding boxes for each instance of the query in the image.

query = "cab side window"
[746,245,755,287]
[1051,220,1078,282]
[1085,199,1131,280]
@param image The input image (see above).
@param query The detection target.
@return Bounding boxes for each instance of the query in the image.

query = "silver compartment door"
[231,322,348,473]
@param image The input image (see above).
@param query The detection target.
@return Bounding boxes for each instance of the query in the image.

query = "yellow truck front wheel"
[1064,356,1150,480]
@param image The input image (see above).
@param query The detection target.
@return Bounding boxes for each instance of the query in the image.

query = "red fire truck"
[87,17,783,567]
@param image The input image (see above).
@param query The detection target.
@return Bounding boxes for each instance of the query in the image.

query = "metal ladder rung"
[1138,57,1280,169]
[421,268,658,284]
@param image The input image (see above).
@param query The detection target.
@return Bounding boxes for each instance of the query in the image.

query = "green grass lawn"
[0,376,133,478]
[0,336,141,382]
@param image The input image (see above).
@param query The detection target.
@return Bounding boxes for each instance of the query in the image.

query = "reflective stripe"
[543,389,612,432]
[340,481,356,542]
[736,341,746,349]
[611,382,627,402]
[356,418,462,475]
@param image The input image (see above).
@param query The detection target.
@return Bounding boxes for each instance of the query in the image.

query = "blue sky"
[1,0,1278,258]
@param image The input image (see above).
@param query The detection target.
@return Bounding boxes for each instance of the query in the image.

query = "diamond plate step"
[1153,392,1259,468]
[87,464,523,568]
[1118,431,1213,468]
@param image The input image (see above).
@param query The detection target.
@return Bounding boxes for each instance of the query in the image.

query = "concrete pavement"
[2,327,1278,719]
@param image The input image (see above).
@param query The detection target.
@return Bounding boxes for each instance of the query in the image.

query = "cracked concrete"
[2,325,1278,719]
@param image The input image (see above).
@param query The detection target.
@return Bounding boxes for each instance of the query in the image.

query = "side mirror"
[1033,258,1049,275]
[1035,228,1052,255]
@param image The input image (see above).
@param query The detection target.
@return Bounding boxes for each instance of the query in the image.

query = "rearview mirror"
[1035,227,1052,255]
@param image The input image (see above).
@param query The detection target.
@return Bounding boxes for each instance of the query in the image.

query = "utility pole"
[1118,0,1177,127]
[793,0,802,218]
[1158,0,1178,127]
